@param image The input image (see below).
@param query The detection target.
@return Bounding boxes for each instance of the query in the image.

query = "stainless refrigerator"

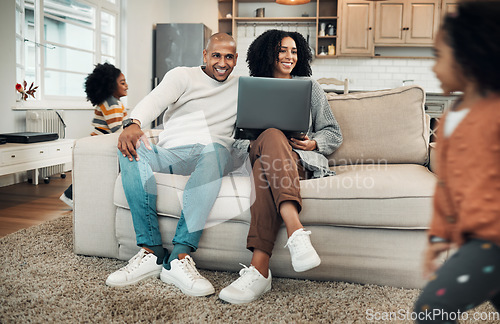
[153,23,211,127]
[154,23,212,86]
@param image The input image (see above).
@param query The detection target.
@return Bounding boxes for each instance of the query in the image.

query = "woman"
[59,63,128,209]
[219,29,343,304]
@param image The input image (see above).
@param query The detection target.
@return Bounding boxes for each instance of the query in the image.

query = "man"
[105,33,238,297]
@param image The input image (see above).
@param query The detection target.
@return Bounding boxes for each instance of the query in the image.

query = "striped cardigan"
[91,96,127,135]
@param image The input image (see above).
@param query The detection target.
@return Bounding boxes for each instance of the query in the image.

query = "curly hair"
[246,29,312,78]
[441,0,500,95]
[84,63,122,106]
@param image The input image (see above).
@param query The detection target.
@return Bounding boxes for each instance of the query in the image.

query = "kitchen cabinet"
[338,0,374,56]
[374,0,440,46]
[441,0,458,17]
[218,0,340,57]
[218,0,452,58]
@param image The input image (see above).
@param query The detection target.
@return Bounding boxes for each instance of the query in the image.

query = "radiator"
[26,110,67,180]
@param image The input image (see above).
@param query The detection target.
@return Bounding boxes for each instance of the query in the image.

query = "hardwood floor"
[0,172,72,238]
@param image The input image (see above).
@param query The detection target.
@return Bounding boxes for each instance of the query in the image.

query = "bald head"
[202,33,238,82]
[206,33,236,51]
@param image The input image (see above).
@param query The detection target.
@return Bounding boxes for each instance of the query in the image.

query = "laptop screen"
[235,76,312,140]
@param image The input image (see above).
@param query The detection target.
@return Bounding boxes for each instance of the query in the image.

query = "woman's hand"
[117,124,151,161]
[422,242,451,279]
[289,135,317,151]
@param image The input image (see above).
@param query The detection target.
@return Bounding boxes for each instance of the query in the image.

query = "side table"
[0,139,74,185]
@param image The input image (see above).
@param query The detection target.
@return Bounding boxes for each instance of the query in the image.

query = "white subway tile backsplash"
[393,60,408,66]
[400,67,414,73]
[372,66,386,73]
[378,59,395,66]
[393,73,407,80]
[346,66,360,72]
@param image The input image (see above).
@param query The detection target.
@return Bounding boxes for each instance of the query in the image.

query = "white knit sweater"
[130,66,238,149]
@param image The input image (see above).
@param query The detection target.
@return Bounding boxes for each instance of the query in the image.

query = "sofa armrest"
[73,133,121,258]
[428,142,437,173]
[72,129,162,258]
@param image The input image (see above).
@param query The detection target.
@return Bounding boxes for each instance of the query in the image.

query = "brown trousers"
[247,128,307,256]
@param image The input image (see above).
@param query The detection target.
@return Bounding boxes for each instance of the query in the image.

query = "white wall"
[168,0,218,36]
[0,0,26,185]
[125,0,170,108]
[0,0,24,135]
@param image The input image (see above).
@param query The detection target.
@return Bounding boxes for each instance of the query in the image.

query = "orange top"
[429,95,500,247]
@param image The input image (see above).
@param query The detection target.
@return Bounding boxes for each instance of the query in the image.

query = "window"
[16,0,121,106]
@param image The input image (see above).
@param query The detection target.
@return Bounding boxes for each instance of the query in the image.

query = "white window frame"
[15,0,27,90]
[15,0,122,110]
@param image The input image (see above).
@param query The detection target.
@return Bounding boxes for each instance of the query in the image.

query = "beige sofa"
[73,85,436,289]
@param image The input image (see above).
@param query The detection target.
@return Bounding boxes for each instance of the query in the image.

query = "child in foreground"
[413,1,500,323]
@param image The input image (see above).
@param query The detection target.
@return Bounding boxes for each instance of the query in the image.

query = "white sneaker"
[160,255,215,297]
[59,193,73,209]
[284,228,321,272]
[218,264,272,304]
[106,248,162,287]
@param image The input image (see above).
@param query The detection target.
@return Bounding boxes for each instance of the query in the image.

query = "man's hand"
[289,135,317,151]
[422,242,451,279]
[117,124,151,161]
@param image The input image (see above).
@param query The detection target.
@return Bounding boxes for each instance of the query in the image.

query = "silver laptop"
[235,76,312,140]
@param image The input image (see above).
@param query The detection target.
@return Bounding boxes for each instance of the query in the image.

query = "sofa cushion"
[299,164,436,229]
[327,86,429,166]
[114,163,435,230]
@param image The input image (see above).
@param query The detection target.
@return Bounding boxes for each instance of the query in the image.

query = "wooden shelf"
[235,17,317,22]
[372,55,434,59]
[220,0,339,59]
[237,0,273,1]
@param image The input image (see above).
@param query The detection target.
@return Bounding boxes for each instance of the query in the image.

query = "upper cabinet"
[338,0,374,56]
[218,0,453,58]
[441,0,458,17]
[374,0,440,46]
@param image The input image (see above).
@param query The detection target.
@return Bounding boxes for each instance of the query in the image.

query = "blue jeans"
[118,142,231,251]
